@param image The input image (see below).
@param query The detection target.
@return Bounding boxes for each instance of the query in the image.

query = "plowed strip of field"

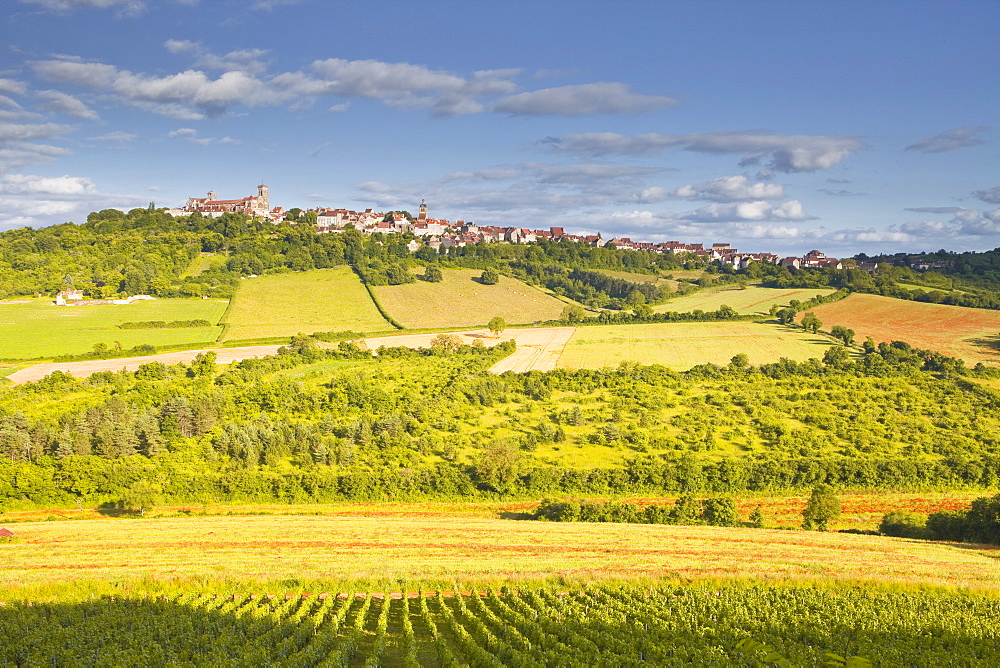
[803,293,1000,365]
[2,515,998,590]
[6,345,282,385]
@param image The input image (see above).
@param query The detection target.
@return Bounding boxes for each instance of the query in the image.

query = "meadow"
[0,298,228,359]
[556,321,835,370]
[653,284,836,316]
[372,268,568,329]
[221,267,391,341]
[803,293,1000,365]
[3,513,999,590]
[180,252,228,278]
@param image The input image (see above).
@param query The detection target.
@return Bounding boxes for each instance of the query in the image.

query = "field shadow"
[966,335,1000,355]
[95,502,133,518]
[499,510,534,520]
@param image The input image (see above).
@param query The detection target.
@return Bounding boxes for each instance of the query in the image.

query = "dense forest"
[2,331,999,508]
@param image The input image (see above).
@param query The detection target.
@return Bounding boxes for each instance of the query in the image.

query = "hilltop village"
[168,184,867,272]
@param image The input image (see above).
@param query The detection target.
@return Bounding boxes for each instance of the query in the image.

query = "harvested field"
[654,285,836,316]
[595,269,679,291]
[361,327,575,373]
[2,514,999,590]
[803,293,1000,365]
[557,321,835,370]
[0,298,227,359]
[372,268,567,329]
[222,267,391,341]
[5,345,283,385]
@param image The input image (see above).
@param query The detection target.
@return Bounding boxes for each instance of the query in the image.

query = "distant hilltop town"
[167,184,873,271]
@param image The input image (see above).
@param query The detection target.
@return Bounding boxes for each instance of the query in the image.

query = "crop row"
[1,584,998,666]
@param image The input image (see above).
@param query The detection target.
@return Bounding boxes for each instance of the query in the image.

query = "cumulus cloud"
[0,172,145,230]
[36,90,98,119]
[680,199,814,223]
[0,122,73,172]
[0,79,28,96]
[34,58,272,118]
[541,130,864,172]
[673,175,784,202]
[164,40,270,75]
[493,83,675,116]
[905,126,988,153]
[973,186,1000,204]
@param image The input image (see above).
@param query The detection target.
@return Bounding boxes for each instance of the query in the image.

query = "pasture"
[556,321,835,370]
[372,268,567,329]
[653,285,836,316]
[180,252,227,278]
[221,267,391,341]
[2,513,998,591]
[0,299,227,359]
[803,293,1000,365]
[595,269,680,291]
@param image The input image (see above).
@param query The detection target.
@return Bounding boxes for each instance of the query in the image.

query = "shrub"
[878,511,929,539]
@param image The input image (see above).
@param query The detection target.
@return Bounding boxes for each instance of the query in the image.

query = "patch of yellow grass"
[557,321,834,370]
[372,268,567,329]
[654,285,836,316]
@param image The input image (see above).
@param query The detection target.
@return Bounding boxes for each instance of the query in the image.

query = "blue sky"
[1,0,997,256]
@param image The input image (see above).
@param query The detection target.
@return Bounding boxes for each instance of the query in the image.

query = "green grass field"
[595,269,680,291]
[372,268,567,329]
[180,252,227,278]
[222,267,391,341]
[0,299,228,359]
[557,321,836,370]
[653,284,836,316]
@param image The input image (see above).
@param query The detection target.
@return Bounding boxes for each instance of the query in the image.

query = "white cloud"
[90,131,136,143]
[680,199,814,223]
[0,79,28,95]
[167,127,239,145]
[493,83,675,116]
[905,126,988,153]
[0,173,96,195]
[20,0,147,16]
[541,130,865,172]
[673,175,785,202]
[164,40,270,75]
[33,58,272,118]
[37,90,99,120]
[0,122,73,172]
[0,172,145,230]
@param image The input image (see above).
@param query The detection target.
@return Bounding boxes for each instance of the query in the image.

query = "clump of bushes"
[879,493,1000,544]
[532,495,738,527]
[118,319,212,329]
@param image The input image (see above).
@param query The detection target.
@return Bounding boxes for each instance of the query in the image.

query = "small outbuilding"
[0,528,15,538]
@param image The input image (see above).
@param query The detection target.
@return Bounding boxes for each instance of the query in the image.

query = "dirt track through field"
[5,345,283,385]
[363,327,575,373]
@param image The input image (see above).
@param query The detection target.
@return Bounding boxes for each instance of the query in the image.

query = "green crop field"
[556,321,836,370]
[653,285,836,316]
[0,299,228,359]
[222,267,391,341]
[372,268,567,329]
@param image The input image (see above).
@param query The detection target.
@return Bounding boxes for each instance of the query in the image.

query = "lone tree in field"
[487,317,507,337]
[801,311,822,333]
[122,479,162,517]
[802,484,842,530]
[422,265,443,282]
[480,267,500,285]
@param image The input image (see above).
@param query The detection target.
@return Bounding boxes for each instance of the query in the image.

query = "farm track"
[5,345,283,385]
[363,327,575,373]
